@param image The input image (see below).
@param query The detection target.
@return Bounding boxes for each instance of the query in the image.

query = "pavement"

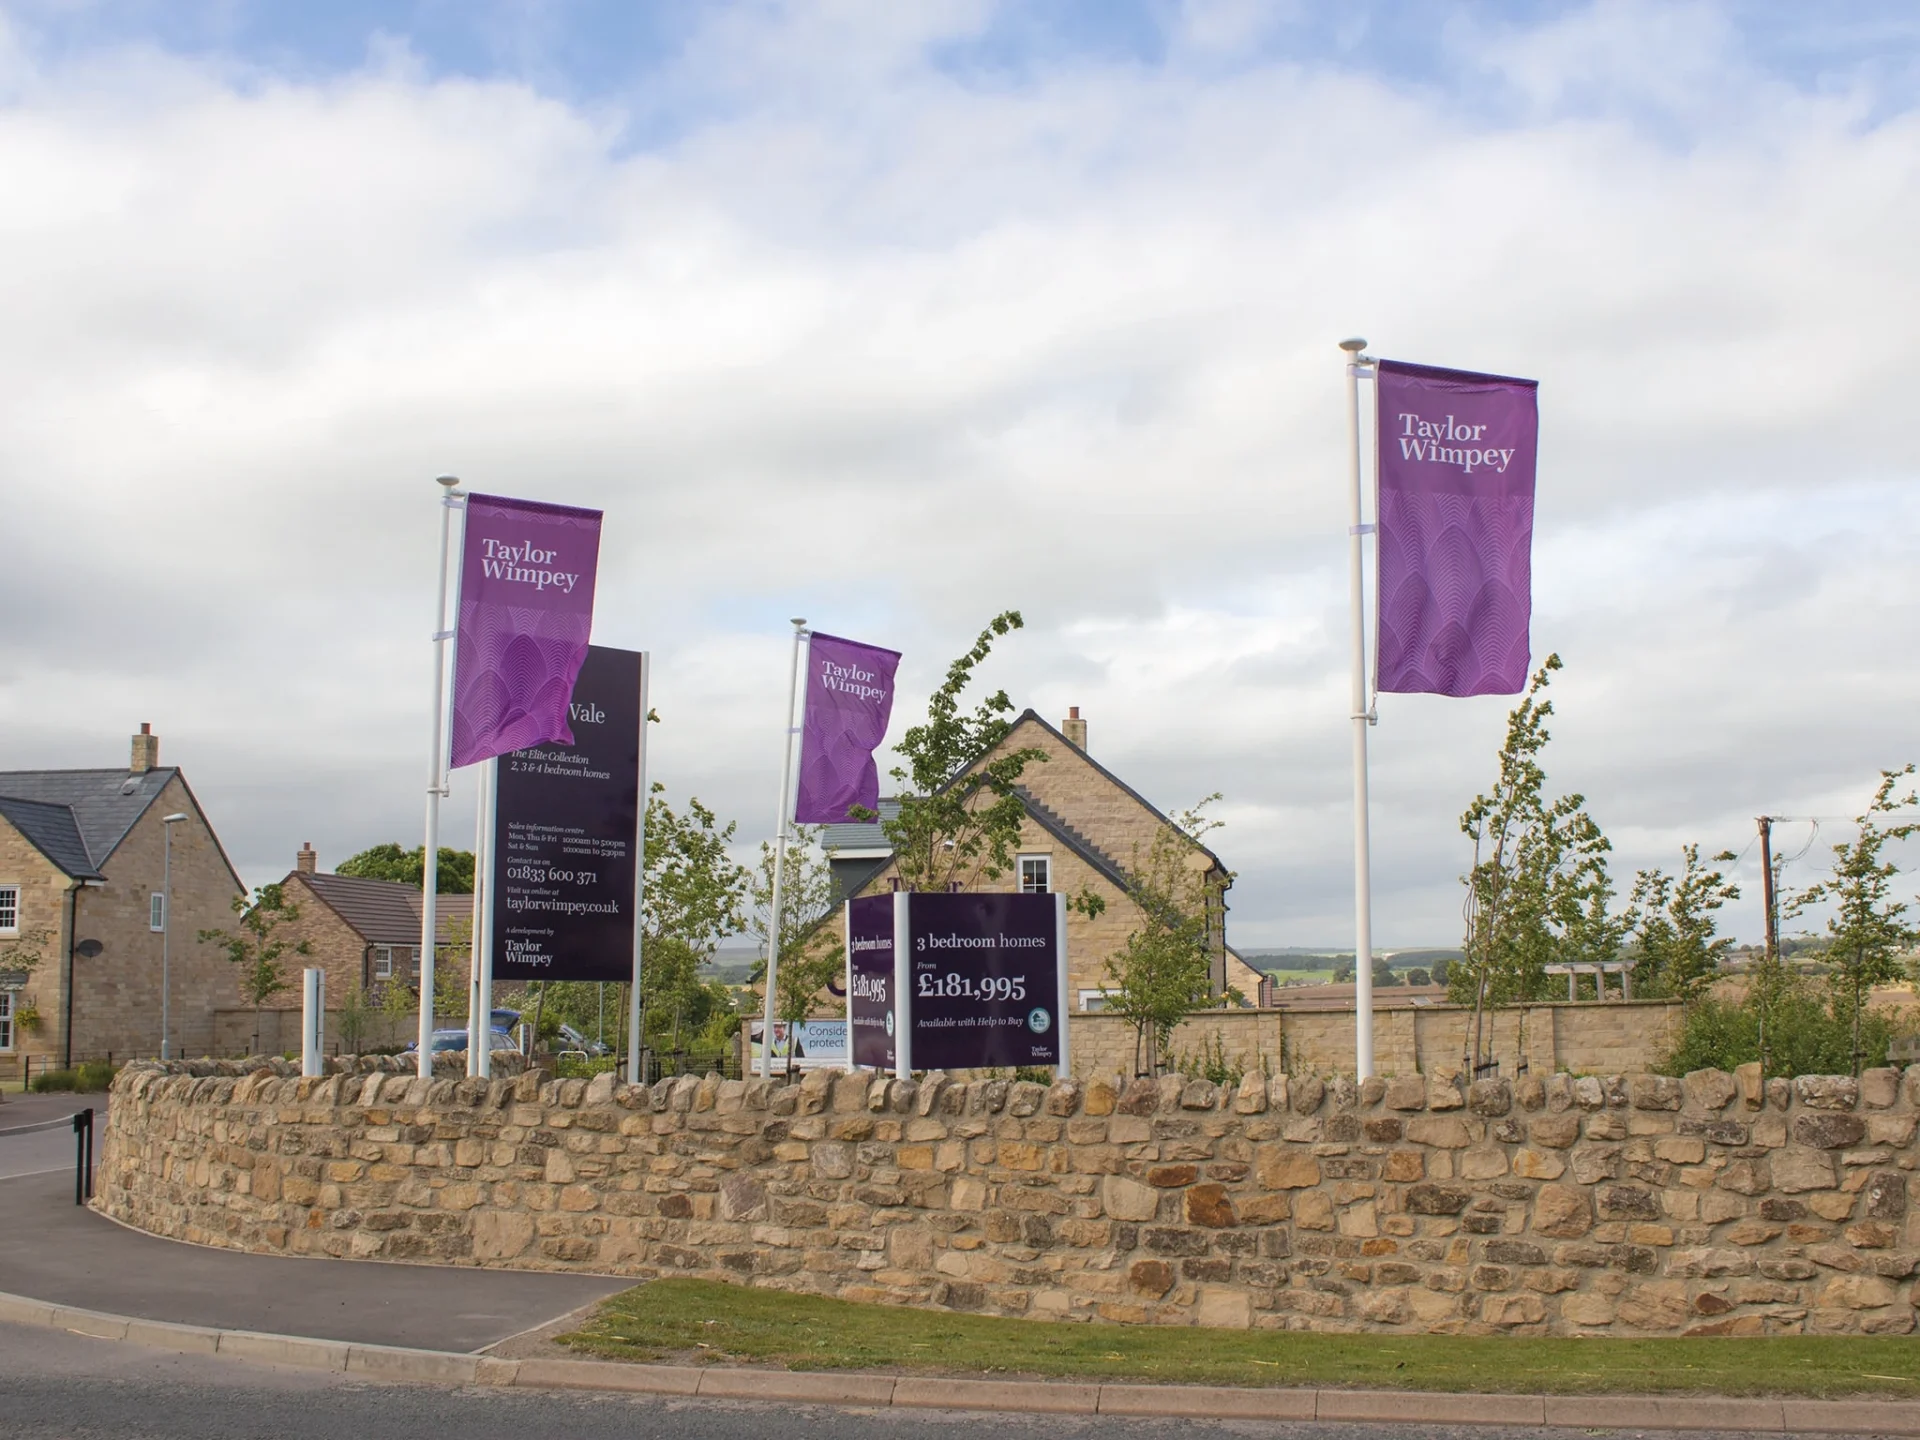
[0,1120,624,1351]
[4,1107,1920,1434]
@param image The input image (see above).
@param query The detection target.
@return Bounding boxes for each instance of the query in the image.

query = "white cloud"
[0,2,1915,949]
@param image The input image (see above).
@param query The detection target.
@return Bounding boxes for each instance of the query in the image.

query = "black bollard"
[72,1107,94,1205]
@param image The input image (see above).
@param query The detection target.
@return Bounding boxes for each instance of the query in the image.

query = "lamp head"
[1338,337,1369,354]
[163,813,189,824]
[435,474,460,489]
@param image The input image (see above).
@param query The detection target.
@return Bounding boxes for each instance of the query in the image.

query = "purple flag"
[449,494,602,769]
[1375,359,1539,697]
[794,632,900,824]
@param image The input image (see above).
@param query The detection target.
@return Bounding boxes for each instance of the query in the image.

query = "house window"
[0,886,17,934]
[0,992,12,1051]
[1019,855,1051,893]
[149,893,166,933]
[373,946,393,980]
[1077,989,1109,1013]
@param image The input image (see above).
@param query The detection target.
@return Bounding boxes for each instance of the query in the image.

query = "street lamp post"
[160,813,189,1060]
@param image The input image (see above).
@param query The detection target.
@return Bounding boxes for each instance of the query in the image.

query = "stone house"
[269,842,473,1009]
[0,724,244,1074]
[839,707,1265,1016]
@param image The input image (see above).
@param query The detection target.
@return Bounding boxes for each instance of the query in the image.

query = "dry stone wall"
[99,1057,1920,1337]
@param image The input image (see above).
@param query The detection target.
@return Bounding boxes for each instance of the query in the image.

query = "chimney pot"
[1062,707,1088,751]
[296,842,318,875]
[130,724,159,774]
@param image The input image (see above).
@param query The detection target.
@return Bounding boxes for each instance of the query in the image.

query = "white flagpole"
[759,618,809,1080]
[626,652,650,1084]
[469,757,499,1078]
[418,475,463,1079]
[1341,337,1377,1081]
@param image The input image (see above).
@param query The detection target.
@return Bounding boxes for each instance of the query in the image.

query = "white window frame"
[1018,854,1051,894]
[373,946,394,980]
[149,892,167,933]
[0,991,12,1051]
[1077,988,1109,1013]
[0,885,17,935]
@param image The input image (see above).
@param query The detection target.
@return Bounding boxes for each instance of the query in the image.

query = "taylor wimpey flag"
[449,494,602,769]
[794,632,901,824]
[1375,360,1539,697]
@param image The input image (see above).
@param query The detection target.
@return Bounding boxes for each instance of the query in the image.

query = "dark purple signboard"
[907,893,1061,1071]
[847,895,898,1069]
[488,645,641,982]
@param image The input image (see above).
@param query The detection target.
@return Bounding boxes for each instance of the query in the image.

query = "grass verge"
[557,1280,1920,1399]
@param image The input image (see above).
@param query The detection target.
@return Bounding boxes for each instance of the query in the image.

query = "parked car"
[554,1022,608,1056]
[406,1021,516,1054]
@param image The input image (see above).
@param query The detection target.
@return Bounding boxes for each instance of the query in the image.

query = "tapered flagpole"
[626,652,651,1084]
[759,618,809,1080]
[1341,338,1377,1081]
[468,757,498,1078]
[419,475,463,1079]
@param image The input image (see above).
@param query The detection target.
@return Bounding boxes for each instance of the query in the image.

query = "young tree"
[870,612,1047,892]
[377,973,415,1048]
[641,785,751,1052]
[1101,797,1228,1078]
[1788,765,1920,1076]
[336,978,371,1054]
[1453,656,1616,1070]
[200,884,310,1055]
[748,828,843,1075]
[1625,845,1740,1002]
[336,843,476,894]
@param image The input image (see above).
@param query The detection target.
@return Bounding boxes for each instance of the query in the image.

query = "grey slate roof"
[290,871,474,947]
[818,799,901,856]
[0,797,104,880]
[0,767,181,875]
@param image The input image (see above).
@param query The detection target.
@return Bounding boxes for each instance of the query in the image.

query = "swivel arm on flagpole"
[1339,338,1377,1080]
[760,618,810,1080]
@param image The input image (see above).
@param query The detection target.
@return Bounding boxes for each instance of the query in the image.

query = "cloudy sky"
[2,1,1917,949]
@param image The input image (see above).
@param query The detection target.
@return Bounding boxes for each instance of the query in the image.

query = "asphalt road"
[0,1093,101,1179]
[0,1323,1817,1440]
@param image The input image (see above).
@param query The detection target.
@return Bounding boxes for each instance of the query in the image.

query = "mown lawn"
[559,1280,1920,1398]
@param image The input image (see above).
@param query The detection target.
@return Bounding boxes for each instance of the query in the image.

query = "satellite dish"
[76,939,104,959]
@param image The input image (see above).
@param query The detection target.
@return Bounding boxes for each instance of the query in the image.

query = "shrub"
[1660,985,1907,1078]
[30,1060,117,1093]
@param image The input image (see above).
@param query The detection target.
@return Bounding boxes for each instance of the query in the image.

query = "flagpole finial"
[1339,337,1368,354]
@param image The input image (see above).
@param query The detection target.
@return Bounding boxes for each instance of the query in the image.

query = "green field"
[560,1281,1920,1399]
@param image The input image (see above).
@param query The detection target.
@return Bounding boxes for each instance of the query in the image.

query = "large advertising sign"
[908,893,1063,1071]
[844,891,1068,1075]
[847,894,900,1070]
[488,645,641,983]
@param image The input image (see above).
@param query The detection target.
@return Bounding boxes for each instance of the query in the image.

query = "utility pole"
[1758,816,1779,963]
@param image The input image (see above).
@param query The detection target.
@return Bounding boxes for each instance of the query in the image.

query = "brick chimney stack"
[130,722,159,774]
[296,842,318,875]
[1062,706,1088,751]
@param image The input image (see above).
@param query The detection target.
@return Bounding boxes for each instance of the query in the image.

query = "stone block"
[1628,1075,1682,1111]
[1796,1075,1860,1111]
[1383,1075,1427,1111]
